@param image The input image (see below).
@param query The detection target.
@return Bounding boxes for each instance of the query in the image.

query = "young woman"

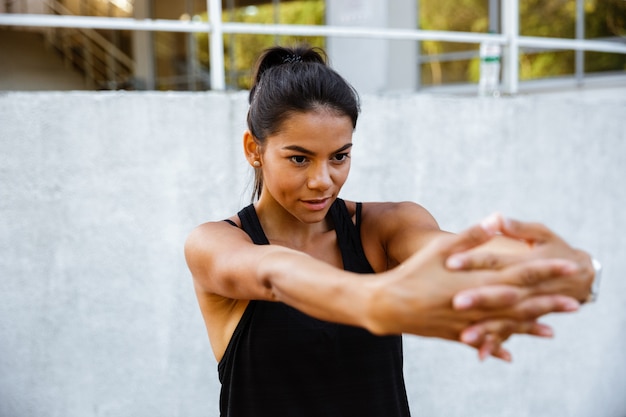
[185,45,595,417]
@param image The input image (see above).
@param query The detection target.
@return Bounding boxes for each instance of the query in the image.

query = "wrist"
[362,274,401,336]
[361,277,386,335]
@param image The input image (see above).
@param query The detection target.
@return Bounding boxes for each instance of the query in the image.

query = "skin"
[185,109,594,363]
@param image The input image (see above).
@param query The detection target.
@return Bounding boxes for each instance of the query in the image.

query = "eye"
[290,155,308,165]
[332,153,351,163]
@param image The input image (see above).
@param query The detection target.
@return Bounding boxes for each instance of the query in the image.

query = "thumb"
[441,213,503,258]
[499,217,553,244]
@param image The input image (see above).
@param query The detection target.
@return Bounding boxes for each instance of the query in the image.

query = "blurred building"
[0,0,419,92]
[0,0,624,93]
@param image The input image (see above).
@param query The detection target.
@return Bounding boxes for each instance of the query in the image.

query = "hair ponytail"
[248,45,327,105]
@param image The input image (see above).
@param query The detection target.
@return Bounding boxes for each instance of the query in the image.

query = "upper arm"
[361,201,446,270]
[185,220,375,330]
[184,220,290,300]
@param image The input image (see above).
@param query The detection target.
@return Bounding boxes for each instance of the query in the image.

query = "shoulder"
[360,201,439,231]
[340,199,435,223]
[184,218,250,271]
[186,217,242,244]
[352,200,442,269]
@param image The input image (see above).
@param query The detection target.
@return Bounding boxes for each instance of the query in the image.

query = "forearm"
[256,249,377,330]
[258,249,505,337]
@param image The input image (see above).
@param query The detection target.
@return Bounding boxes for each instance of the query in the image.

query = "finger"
[461,320,554,347]
[500,217,554,245]
[446,251,521,271]
[453,259,579,310]
[479,321,555,363]
[527,322,554,338]
[479,212,505,235]
[453,285,527,310]
[490,345,513,362]
[461,322,511,347]
[492,257,579,287]
[438,214,503,257]
[462,320,553,362]
[511,294,580,321]
[478,334,499,361]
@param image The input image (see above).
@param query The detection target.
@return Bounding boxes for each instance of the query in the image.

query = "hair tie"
[282,54,303,64]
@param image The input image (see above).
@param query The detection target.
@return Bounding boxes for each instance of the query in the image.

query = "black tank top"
[218,198,410,417]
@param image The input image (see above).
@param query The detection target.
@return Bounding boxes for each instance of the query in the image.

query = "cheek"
[263,166,304,193]
[333,164,351,185]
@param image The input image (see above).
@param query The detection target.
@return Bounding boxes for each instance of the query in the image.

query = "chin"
[298,208,331,224]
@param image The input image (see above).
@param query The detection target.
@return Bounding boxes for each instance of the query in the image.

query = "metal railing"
[42,0,135,89]
[1,0,625,93]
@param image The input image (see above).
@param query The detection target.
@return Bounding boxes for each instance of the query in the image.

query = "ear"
[243,130,261,167]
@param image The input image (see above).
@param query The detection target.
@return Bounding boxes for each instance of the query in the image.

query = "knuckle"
[520,268,540,286]
[518,302,543,320]
[501,320,516,336]
[490,321,514,340]
[483,254,500,269]
[467,226,486,242]
[530,222,552,242]
[501,287,521,305]
[456,227,487,249]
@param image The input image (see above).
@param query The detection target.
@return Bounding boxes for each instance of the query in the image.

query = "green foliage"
[195,1,325,89]
[195,0,624,89]
[420,0,625,84]
[582,0,626,73]
[419,0,487,84]
[517,0,626,79]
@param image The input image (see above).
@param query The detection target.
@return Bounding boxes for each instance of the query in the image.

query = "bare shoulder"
[360,201,439,231]
[184,218,253,292]
[352,200,443,269]
[185,214,293,302]
[185,218,246,263]
[184,218,253,362]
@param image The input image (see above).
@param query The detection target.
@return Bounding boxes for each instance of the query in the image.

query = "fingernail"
[446,255,464,269]
[535,324,554,337]
[462,330,479,344]
[562,262,579,274]
[562,299,580,312]
[480,213,501,235]
[453,294,473,310]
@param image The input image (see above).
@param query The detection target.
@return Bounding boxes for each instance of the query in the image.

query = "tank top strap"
[237,204,270,245]
[218,205,265,383]
[235,200,372,273]
[330,199,374,274]
[223,219,237,227]
[355,201,364,228]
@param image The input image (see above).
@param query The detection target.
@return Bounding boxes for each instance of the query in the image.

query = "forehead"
[268,110,354,150]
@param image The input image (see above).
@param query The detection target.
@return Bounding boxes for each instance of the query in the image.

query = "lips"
[301,197,331,211]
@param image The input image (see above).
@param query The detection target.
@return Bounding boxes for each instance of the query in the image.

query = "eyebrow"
[282,143,353,156]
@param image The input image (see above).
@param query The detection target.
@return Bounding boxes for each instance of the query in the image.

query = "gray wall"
[326,0,417,94]
[1,89,624,417]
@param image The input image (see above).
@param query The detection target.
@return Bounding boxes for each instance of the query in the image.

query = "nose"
[307,161,332,191]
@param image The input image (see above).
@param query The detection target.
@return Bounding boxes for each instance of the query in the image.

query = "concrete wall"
[326,0,417,94]
[0,89,624,417]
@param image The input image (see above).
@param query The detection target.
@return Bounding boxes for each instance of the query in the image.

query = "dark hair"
[247,45,360,201]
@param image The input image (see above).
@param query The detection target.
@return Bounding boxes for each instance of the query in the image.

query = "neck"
[254,196,335,251]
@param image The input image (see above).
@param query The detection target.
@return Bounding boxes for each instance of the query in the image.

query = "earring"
[253,160,261,168]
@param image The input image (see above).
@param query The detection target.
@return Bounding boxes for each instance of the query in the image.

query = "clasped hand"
[449,213,594,361]
[371,213,594,362]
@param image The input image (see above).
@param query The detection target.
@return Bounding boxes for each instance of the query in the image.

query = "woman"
[185,45,595,417]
